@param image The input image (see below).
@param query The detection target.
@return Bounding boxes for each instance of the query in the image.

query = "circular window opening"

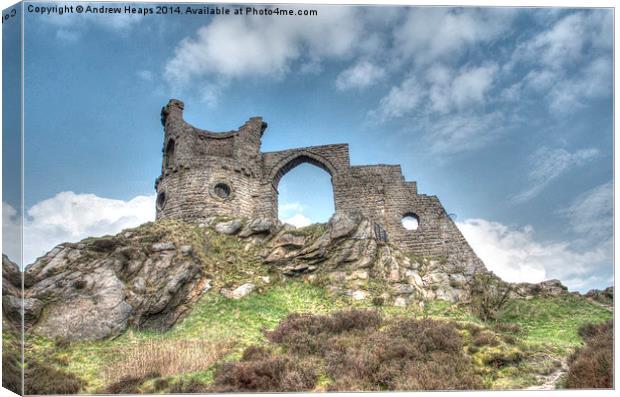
[214,183,231,199]
[156,192,166,211]
[402,213,419,230]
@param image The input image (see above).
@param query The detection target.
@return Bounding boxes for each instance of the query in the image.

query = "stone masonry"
[156,99,484,264]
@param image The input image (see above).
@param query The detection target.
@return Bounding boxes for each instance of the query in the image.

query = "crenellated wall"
[155,99,484,268]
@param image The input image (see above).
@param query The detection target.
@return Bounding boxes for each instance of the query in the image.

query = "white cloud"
[375,63,498,121]
[548,56,612,112]
[512,11,612,71]
[279,201,313,228]
[427,64,498,113]
[283,214,312,228]
[373,76,424,120]
[450,64,498,109]
[165,7,362,87]
[371,61,503,156]
[3,192,156,267]
[504,11,612,114]
[512,147,599,203]
[394,8,514,65]
[335,61,386,91]
[458,218,612,291]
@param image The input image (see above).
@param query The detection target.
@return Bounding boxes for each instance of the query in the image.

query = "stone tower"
[156,99,484,266]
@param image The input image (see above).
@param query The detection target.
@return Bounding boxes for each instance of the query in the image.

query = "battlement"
[155,99,482,262]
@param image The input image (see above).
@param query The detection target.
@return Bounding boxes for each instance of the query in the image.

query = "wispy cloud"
[336,61,386,91]
[558,181,612,240]
[511,147,599,204]
[393,8,515,66]
[510,11,612,71]
[424,111,504,155]
[372,76,424,120]
[505,11,612,114]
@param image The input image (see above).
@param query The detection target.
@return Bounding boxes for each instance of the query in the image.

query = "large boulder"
[5,231,208,341]
[238,218,276,238]
[215,220,243,235]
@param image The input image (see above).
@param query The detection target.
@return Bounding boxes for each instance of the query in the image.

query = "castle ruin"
[156,99,482,261]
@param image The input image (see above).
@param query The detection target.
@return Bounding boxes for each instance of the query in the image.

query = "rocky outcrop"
[4,228,208,342]
[509,279,569,299]
[1,212,572,343]
[262,211,486,304]
[584,286,613,305]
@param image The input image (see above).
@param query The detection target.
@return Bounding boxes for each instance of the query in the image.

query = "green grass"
[21,221,614,394]
[168,281,352,346]
[23,281,612,393]
[496,294,612,351]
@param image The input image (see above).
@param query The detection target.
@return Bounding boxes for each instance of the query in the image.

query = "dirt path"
[525,362,568,390]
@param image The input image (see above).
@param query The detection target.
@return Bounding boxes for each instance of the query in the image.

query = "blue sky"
[1,2,613,291]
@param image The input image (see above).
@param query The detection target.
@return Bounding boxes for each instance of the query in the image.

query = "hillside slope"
[2,213,613,393]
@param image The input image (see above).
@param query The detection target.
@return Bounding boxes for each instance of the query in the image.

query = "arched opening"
[164,138,175,169]
[402,213,419,230]
[276,161,335,227]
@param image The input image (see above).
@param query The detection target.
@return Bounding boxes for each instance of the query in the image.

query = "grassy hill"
[3,219,613,393]
[17,277,611,393]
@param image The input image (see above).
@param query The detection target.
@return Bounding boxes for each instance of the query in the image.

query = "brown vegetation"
[566,320,613,389]
[212,348,318,392]
[24,360,85,395]
[104,339,229,392]
[212,309,483,392]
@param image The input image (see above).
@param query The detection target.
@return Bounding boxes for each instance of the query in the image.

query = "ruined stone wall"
[258,144,351,218]
[156,100,265,222]
[155,99,484,268]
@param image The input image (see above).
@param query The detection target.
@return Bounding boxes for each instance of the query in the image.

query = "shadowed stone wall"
[156,99,484,266]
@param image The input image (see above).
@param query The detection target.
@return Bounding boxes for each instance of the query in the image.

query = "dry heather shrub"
[267,309,382,355]
[325,318,482,391]
[24,360,84,395]
[578,321,611,341]
[494,322,521,334]
[566,320,613,389]
[473,332,500,347]
[223,310,483,392]
[212,348,318,392]
[228,310,483,392]
[104,339,229,387]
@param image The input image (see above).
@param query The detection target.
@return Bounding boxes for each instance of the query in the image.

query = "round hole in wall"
[214,183,231,199]
[401,213,419,230]
[156,191,166,211]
